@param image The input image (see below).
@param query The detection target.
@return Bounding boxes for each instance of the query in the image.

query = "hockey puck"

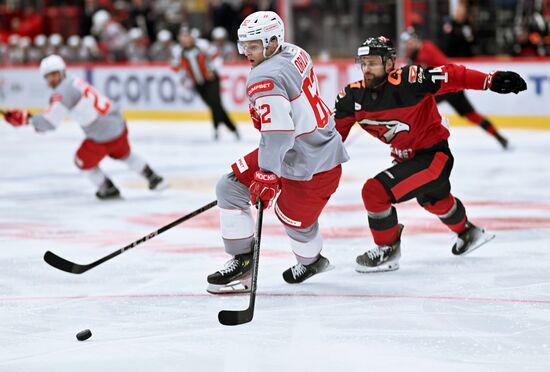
[76,329,92,341]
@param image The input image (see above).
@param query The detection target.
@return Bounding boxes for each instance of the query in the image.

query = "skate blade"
[323,264,335,273]
[457,232,496,256]
[151,180,170,191]
[206,278,252,295]
[355,261,399,273]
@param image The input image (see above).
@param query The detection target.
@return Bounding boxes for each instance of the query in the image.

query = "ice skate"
[207,253,252,294]
[495,133,509,150]
[356,224,403,273]
[452,222,495,256]
[282,255,333,284]
[142,165,168,191]
[95,178,121,200]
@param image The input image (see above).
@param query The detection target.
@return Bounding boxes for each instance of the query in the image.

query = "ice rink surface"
[1,120,549,372]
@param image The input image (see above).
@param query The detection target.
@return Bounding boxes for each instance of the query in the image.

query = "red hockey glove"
[249,171,281,208]
[249,104,261,130]
[4,109,29,127]
[486,71,527,94]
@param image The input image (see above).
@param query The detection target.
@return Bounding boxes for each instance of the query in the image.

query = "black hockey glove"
[486,71,527,94]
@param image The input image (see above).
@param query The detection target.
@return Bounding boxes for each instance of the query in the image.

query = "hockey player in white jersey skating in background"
[2,55,167,200]
[207,11,349,294]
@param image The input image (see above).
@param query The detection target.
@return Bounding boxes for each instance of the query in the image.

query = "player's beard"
[364,73,387,89]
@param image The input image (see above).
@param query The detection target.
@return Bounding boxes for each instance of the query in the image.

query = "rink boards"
[1,59,549,128]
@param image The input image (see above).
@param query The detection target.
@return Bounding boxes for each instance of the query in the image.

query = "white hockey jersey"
[247,43,349,181]
[30,76,125,143]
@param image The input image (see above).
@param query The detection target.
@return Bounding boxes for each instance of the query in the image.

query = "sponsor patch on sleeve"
[408,66,418,83]
[50,94,63,104]
[247,80,274,97]
[235,157,249,173]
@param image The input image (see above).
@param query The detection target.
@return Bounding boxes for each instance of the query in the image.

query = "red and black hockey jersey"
[334,64,488,161]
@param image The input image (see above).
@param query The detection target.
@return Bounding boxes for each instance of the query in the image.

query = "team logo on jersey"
[358,118,410,143]
[247,80,274,97]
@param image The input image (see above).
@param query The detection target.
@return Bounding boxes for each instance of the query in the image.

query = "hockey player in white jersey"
[2,54,166,200]
[207,11,349,294]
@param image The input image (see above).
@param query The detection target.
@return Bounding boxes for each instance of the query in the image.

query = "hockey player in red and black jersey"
[401,29,509,149]
[334,36,526,273]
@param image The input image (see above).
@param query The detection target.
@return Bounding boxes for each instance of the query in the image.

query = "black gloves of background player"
[486,71,527,94]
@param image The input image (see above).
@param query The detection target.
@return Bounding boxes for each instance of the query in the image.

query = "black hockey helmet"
[356,36,397,65]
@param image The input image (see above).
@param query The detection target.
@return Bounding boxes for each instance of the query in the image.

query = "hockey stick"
[44,200,218,274]
[218,199,264,326]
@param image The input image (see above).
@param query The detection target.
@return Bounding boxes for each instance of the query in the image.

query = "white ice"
[1,120,549,372]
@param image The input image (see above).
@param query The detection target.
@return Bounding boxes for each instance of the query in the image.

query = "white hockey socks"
[290,230,323,265]
[122,152,147,174]
[83,167,107,187]
[220,207,255,255]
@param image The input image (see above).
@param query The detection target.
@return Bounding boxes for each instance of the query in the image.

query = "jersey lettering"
[292,49,310,75]
[302,68,331,128]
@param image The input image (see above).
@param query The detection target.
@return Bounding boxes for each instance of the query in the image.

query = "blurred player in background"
[2,54,167,200]
[401,29,509,149]
[207,11,349,294]
[334,36,526,273]
[171,26,240,140]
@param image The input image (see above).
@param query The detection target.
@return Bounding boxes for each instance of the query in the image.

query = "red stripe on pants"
[391,152,449,201]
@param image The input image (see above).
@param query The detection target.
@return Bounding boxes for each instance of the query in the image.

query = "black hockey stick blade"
[44,250,89,274]
[218,308,254,326]
[44,200,218,274]
[44,249,118,274]
[218,200,263,326]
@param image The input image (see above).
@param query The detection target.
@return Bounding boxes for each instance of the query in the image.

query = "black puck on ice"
[76,329,92,341]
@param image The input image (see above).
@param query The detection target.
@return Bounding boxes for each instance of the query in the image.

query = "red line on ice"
[2,292,549,305]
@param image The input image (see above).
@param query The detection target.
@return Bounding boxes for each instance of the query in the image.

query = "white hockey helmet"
[68,35,81,48]
[39,54,66,77]
[82,35,97,48]
[92,9,110,33]
[157,29,171,42]
[49,33,63,47]
[211,26,227,40]
[237,11,284,54]
[128,27,143,41]
[34,34,47,47]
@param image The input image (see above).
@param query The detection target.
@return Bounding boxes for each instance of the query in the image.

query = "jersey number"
[302,68,330,128]
[83,85,111,115]
[428,66,449,83]
[259,104,271,124]
[256,69,330,128]
[75,79,111,115]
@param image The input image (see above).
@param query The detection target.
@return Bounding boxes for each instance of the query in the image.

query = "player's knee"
[74,154,96,170]
[362,178,391,212]
[216,172,250,209]
[419,194,454,214]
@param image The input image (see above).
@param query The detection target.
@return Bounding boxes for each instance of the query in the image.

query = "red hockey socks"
[421,194,467,234]
[362,178,399,246]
